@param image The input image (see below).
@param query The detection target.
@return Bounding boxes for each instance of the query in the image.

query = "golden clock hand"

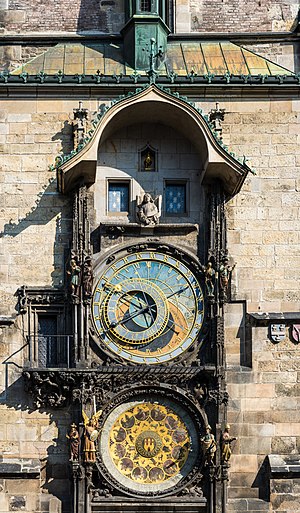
[165,286,189,300]
[102,303,152,333]
[103,284,147,311]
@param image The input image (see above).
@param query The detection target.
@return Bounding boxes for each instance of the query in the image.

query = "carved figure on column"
[137,193,161,225]
[219,257,236,300]
[82,256,93,300]
[73,100,89,150]
[221,424,236,463]
[204,262,216,298]
[66,423,80,461]
[67,258,81,297]
[201,425,217,465]
[82,410,102,463]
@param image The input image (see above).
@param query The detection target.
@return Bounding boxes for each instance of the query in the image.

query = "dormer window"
[136,0,159,14]
[140,0,152,12]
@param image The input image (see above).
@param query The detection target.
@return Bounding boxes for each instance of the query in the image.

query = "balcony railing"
[26,335,73,369]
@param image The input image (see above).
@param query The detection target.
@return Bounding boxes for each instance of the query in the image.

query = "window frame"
[164,179,189,217]
[107,179,131,216]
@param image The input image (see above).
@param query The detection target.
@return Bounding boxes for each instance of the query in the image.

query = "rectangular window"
[108,182,129,212]
[165,182,187,214]
[38,315,58,367]
[138,0,158,12]
[37,314,68,368]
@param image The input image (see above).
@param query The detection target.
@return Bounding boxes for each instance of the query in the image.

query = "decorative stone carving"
[82,255,93,300]
[208,102,226,140]
[219,256,236,301]
[73,100,89,150]
[204,261,216,298]
[270,324,286,343]
[291,324,300,343]
[67,258,81,297]
[136,193,161,225]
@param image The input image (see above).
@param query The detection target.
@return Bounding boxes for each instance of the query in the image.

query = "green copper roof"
[11,41,293,77]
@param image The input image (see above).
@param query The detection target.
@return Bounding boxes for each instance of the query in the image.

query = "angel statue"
[137,193,161,226]
[82,409,102,463]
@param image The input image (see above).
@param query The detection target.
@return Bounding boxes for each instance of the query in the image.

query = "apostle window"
[165,181,187,215]
[108,181,130,212]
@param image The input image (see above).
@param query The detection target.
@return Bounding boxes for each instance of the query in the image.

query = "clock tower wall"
[93,121,206,242]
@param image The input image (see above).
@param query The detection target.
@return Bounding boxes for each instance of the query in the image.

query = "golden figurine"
[144,151,153,171]
[67,258,81,296]
[201,425,217,465]
[204,262,216,297]
[82,409,103,463]
[221,424,236,463]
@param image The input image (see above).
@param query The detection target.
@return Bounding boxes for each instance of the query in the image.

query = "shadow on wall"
[0,177,72,288]
[77,0,126,33]
[77,0,108,32]
[252,457,270,502]
[0,369,73,513]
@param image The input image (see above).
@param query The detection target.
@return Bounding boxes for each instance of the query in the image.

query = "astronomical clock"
[83,242,211,506]
[91,245,205,365]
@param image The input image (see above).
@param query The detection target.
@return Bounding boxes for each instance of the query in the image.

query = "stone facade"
[0,0,298,34]
[0,2,300,513]
[1,90,300,513]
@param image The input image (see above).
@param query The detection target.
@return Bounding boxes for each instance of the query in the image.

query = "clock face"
[92,248,204,364]
[99,395,200,496]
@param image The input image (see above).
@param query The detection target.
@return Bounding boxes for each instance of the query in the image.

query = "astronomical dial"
[92,248,204,364]
[99,395,200,496]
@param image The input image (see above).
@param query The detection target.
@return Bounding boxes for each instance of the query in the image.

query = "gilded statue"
[144,151,153,171]
[204,262,216,298]
[67,258,81,296]
[221,424,236,463]
[201,425,217,465]
[82,409,102,463]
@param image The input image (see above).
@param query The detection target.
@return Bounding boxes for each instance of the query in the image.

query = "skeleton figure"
[219,257,236,287]
[82,256,93,299]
